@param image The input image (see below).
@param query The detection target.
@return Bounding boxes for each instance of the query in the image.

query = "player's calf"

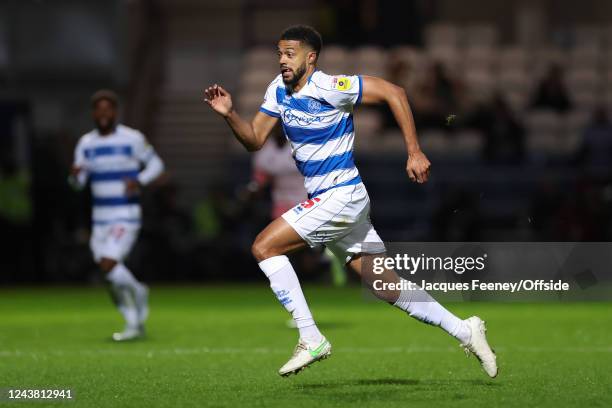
[253,218,327,363]
[102,259,148,338]
[349,252,499,377]
[349,253,401,304]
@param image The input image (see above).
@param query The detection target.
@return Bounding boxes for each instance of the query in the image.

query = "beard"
[283,63,307,93]
[95,119,116,135]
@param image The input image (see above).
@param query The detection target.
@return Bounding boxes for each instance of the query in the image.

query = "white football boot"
[112,325,144,342]
[279,338,332,377]
[461,316,498,378]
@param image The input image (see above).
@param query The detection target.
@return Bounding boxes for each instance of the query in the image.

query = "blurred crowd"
[381,58,612,165]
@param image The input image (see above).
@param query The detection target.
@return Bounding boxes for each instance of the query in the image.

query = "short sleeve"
[133,132,156,163]
[259,78,281,118]
[73,138,88,168]
[315,73,363,112]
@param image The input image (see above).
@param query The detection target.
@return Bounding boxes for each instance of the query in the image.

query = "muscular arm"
[204,84,278,152]
[361,76,420,155]
[360,75,431,183]
[226,110,278,152]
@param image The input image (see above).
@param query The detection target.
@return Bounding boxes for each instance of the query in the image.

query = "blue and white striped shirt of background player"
[72,124,164,226]
[259,70,364,199]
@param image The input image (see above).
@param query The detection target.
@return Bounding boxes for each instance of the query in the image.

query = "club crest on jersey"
[335,77,351,91]
[307,99,321,114]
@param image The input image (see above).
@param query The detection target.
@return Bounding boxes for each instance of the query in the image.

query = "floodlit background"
[1,3,612,408]
[1,0,612,283]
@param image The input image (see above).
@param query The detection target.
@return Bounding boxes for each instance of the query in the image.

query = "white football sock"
[259,255,323,344]
[394,280,471,344]
[107,263,141,329]
[107,263,144,291]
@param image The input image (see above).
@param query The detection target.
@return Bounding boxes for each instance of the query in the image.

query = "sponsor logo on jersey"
[291,197,321,214]
[282,109,323,126]
[299,198,321,209]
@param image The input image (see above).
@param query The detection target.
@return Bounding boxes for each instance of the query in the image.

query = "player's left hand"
[406,150,431,184]
[124,179,141,195]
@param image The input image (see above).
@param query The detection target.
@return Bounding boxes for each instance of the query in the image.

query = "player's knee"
[251,235,278,262]
[99,258,117,274]
[251,239,269,262]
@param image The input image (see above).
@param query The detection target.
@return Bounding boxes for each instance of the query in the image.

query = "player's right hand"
[70,165,82,176]
[124,179,141,196]
[204,84,233,118]
[68,165,85,190]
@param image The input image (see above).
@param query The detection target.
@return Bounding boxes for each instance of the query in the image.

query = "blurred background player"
[249,125,307,219]
[250,125,347,288]
[69,90,165,341]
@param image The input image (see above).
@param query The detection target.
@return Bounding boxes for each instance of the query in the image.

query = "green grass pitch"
[1,285,611,407]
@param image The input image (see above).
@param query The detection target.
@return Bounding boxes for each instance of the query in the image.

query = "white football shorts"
[90,223,140,263]
[281,183,386,263]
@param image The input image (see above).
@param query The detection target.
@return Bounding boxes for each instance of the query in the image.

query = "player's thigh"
[90,225,109,263]
[252,217,308,261]
[327,218,386,266]
[97,224,140,263]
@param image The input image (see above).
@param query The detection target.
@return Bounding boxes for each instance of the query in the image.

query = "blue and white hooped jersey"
[259,70,364,198]
[73,124,157,226]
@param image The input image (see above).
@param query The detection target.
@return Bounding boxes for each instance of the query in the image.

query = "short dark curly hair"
[91,89,119,108]
[280,25,322,59]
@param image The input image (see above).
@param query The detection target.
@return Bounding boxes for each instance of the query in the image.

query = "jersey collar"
[307,69,319,84]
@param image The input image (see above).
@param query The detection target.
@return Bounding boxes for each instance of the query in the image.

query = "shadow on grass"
[316,321,354,330]
[102,336,150,344]
[268,320,353,332]
[296,377,501,389]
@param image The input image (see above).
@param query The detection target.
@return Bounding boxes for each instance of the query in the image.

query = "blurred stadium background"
[1,0,612,284]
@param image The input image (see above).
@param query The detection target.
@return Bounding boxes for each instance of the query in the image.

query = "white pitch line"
[1,346,611,358]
